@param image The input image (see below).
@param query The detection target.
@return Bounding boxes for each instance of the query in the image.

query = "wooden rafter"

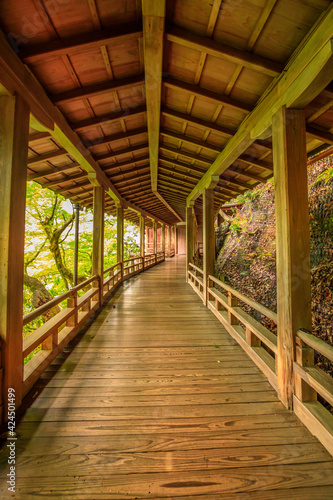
[87,127,147,149]
[20,24,142,61]
[186,4,333,202]
[166,26,283,77]
[71,106,146,132]
[163,77,253,114]
[51,74,144,105]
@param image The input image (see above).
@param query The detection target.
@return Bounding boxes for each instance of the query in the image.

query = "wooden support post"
[92,186,104,304]
[117,206,124,278]
[168,225,171,257]
[140,215,145,261]
[272,106,312,410]
[203,188,215,305]
[161,223,165,254]
[153,220,157,255]
[186,206,194,280]
[0,94,30,416]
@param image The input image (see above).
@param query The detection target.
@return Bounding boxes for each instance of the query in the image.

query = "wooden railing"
[169,248,175,258]
[207,275,278,391]
[188,263,204,300]
[22,254,165,398]
[187,268,333,456]
[293,329,333,455]
[144,253,157,267]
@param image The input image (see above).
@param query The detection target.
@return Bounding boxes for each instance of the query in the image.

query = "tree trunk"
[24,274,60,319]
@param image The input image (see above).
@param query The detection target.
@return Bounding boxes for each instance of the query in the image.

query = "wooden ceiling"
[0,0,332,226]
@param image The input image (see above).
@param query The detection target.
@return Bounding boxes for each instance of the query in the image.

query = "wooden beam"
[140,215,145,257]
[27,162,81,181]
[71,106,146,132]
[186,205,194,277]
[186,4,333,202]
[27,149,69,165]
[92,186,105,303]
[164,76,253,114]
[203,188,215,305]
[166,26,283,77]
[162,107,236,138]
[28,131,51,143]
[273,107,312,410]
[87,127,147,149]
[117,206,124,264]
[161,223,166,253]
[94,143,148,162]
[101,155,150,174]
[0,94,30,415]
[20,24,142,61]
[42,171,87,189]
[306,124,333,145]
[142,0,166,192]
[160,144,211,165]
[160,128,221,154]
[154,191,184,222]
[153,220,157,253]
[51,74,144,105]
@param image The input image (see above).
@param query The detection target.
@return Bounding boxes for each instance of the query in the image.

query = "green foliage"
[24,182,140,360]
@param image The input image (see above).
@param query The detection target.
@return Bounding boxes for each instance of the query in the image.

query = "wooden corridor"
[1,256,333,499]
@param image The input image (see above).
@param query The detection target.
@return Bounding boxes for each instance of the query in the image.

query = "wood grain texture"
[0,256,332,498]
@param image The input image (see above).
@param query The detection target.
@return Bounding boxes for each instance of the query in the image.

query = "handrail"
[23,274,98,326]
[103,262,121,275]
[189,262,204,275]
[297,329,333,363]
[21,253,166,398]
[208,275,277,322]
[186,265,333,456]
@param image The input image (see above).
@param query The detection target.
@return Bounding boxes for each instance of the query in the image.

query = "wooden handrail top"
[23,274,98,326]
[123,256,143,264]
[297,329,333,363]
[189,263,204,274]
[103,262,122,275]
[208,274,277,323]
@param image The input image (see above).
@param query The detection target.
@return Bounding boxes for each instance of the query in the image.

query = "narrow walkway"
[1,256,333,499]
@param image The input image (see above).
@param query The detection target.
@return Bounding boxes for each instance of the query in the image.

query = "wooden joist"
[87,127,147,149]
[27,149,69,165]
[186,4,333,202]
[51,74,144,105]
[20,23,142,61]
[166,26,283,77]
[94,143,149,162]
[160,129,222,154]
[163,76,253,114]
[71,106,146,132]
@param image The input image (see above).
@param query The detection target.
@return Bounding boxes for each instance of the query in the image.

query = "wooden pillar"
[168,225,171,256]
[203,188,215,305]
[161,224,165,254]
[186,206,194,279]
[272,106,312,410]
[153,221,157,254]
[116,206,124,264]
[140,215,145,258]
[92,187,104,303]
[0,94,30,415]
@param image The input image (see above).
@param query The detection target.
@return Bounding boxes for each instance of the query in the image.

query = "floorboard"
[0,255,332,499]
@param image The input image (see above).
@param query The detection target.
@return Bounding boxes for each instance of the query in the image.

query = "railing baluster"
[227,291,239,325]
[295,340,317,402]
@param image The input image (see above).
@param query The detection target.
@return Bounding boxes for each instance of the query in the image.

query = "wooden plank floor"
[1,256,333,499]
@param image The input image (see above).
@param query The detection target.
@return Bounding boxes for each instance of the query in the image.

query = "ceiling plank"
[94,143,148,162]
[166,26,283,77]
